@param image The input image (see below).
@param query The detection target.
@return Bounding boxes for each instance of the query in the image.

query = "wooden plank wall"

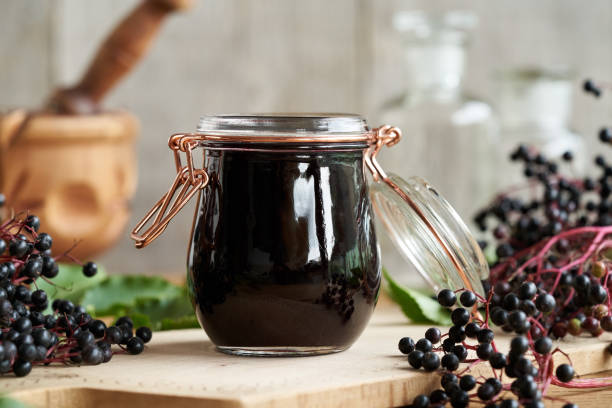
[1,0,611,281]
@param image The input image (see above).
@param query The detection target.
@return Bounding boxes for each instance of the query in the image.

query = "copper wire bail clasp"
[131,133,209,248]
[365,125,402,182]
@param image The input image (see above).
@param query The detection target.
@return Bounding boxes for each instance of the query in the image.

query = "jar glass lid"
[370,175,489,296]
[198,114,369,137]
[365,127,489,296]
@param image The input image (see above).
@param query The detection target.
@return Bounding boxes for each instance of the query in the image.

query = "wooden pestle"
[46,0,192,115]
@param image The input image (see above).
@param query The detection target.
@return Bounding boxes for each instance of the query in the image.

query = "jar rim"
[197,113,371,141]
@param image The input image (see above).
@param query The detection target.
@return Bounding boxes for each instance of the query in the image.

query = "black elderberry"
[477,383,496,401]
[58,300,75,315]
[584,79,602,97]
[44,315,56,330]
[535,294,556,313]
[562,404,578,408]
[32,329,52,348]
[13,360,32,377]
[421,352,440,371]
[441,353,459,371]
[398,337,415,354]
[31,289,47,307]
[562,151,574,161]
[519,300,537,316]
[77,331,96,349]
[412,394,429,408]
[115,316,134,330]
[499,399,518,408]
[442,338,454,352]
[459,290,477,307]
[477,342,494,360]
[437,289,456,307]
[34,233,52,251]
[507,310,527,331]
[510,336,529,354]
[82,345,103,365]
[465,321,481,338]
[425,327,441,344]
[534,337,553,358]
[599,127,612,143]
[8,239,28,258]
[13,317,32,334]
[82,262,98,277]
[496,243,514,258]
[408,350,424,369]
[24,215,40,232]
[489,352,506,369]
[518,282,537,300]
[429,389,448,404]
[415,338,432,352]
[448,325,466,343]
[491,307,508,326]
[450,390,469,408]
[589,284,608,304]
[17,343,37,362]
[502,293,520,311]
[441,373,457,389]
[516,375,537,398]
[451,308,470,326]
[452,344,468,361]
[556,364,575,382]
[477,328,495,344]
[459,375,476,391]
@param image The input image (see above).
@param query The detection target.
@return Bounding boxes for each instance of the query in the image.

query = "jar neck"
[402,42,466,103]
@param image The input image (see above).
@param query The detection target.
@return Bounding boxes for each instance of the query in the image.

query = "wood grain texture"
[3,306,612,408]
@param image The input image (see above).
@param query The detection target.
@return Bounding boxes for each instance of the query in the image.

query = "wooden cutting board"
[4,304,612,408]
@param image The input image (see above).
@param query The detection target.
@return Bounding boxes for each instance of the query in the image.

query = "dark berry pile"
[400,289,579,408]
[0,198,152,377]
[397,80,612,407]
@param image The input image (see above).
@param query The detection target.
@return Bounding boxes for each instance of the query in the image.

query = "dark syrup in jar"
[187,147,381,351]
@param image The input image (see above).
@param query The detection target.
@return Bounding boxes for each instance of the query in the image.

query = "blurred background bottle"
[376,10,498,284]
[495,67,585,187]
[377,10,498,224]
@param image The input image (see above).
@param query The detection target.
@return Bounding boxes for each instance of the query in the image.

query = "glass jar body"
[187,145,381,355]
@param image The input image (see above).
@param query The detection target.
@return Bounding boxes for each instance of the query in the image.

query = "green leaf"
[160,315,200,331]
[383,268,451,325]
[80,275,183,316]
[36,263,108,312]
[0,396,30,408]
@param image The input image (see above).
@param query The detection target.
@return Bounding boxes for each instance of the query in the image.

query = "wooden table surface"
[3,301,612,408]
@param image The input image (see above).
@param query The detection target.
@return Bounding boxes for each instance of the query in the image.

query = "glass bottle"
[495,67,585,187]
[377,11,498,283]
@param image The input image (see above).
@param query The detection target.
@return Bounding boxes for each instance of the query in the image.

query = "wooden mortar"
[0,0,191,259]
[0,111,138,259]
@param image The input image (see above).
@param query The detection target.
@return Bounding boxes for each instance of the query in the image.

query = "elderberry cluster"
[399,289,577,408]
[396,80,612,408]
[0,200,152,377]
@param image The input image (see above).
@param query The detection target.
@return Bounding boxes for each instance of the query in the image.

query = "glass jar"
[132,114,489,356]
